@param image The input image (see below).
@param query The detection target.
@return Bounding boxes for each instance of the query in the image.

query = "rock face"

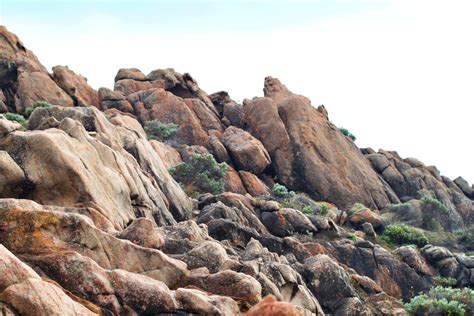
[244,77,398,210]
[1,27,473,316]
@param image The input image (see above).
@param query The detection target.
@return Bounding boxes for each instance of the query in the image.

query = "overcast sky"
[1,0,473,183]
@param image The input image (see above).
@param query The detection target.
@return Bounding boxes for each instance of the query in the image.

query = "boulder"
[98,87,134,113]
[222,126,271,174]
[224,165,248,195]
[52,65,99,107]
[117,218,165,249]
[244,77,396,210]
[261,208,317,237]
[247,295,303,316]
[239,171,270,196]
[114,68,147,82]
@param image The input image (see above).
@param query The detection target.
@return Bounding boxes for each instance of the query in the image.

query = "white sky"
[1,0,473,184]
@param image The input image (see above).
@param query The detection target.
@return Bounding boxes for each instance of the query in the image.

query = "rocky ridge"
[0,25,473,315]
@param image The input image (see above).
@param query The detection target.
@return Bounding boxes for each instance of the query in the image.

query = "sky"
[1,0,473,184]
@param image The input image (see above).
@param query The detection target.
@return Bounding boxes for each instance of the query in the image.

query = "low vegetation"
[348,202,366,215]
[145,120,179,141]
[433,276,457,287]
[339,127,356,141]
[3,112,26,124]
[24,100,53,117]
[405,286,474,316]
[381,224,428,247]
[168,152,227,195]
[421,195,449,213]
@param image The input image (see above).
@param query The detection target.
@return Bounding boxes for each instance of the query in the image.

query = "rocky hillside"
[1,25,473,315]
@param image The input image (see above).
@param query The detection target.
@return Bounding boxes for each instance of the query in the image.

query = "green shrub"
[168,153,227,195]
[271,183,295,200]
[381,224,428,247]
[405,286,474,316]
[455,226,474,246]
[3,112,26,123]
[145,120,179,141]
[466,251,474,257]
[421,195,449,213]
[349,202,366,215]
[302,206,314,215]
[24,100,53,118]
[339,127,356,141]
[347,233,357,241]
[318,203,329,215]
[434,276,457,287]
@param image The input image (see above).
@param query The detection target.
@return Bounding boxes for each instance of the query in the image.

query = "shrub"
[434,276,457,287]
[381,224,428,247]
[405,286,474,316]
[302,206,314,215]
[349,202,366,215]
[339,127,356,141]
[347,233,357,241]
[25,100,53,118]
[168,153,227,195]
[455,226,474,247]
[3,112,26,124]
[421,195,449,213]
[271,183,295,200]
[318,203,329,215]
[145,120,179,141]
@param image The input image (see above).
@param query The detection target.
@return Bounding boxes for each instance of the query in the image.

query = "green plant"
[271,183,295,200]
[405,286,474,316]
[168,153,227,195]
[434,276,457,287]
[349,202,366,215]
[339,127,356,141]
[3,112,26,124]
[421,195,449,213]
[24,100,53,118]
[302,206,314,215]
[145,120,179,141]
[381,224,428,247]
[318,203,329,215]
[465,251,474,257]
[347,233,357,241]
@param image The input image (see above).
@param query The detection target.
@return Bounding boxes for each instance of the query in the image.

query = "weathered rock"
[198,201,268,234]
[117,218,164,249]
[114,79,164,97]
[52,65,99,107]
[224,165,248,195]
[127,88,209,146]
[348,208,383,229]
[98,87,134,113]
[239,171,270,196]
[244,77,396,210]
[183,98,223,132]
[0,26,74,113]
[454,177,474,199]
[395,246,433,276]
[222,126,271,174]
[261,208,317,237]
[247,295,303,316]
[0,151,26,198]
[223,101,246,128]
[114,68,147,82]
[149,139,182,168]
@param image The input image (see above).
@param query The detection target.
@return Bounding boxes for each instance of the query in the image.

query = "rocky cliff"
[0,25,473,315]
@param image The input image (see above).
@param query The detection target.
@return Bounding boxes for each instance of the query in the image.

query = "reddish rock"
[222,126,271,174]
[114,68,147,82]
[246,295,303,316]
[98,87,134,113]
[117,218,165,249]
[150,140,182,168]
[245,77,395,210]
[127,88,209,146]
[239,171,270,196]
[52,65,99,107]
[224,165,248,195]
[114,79,164,97]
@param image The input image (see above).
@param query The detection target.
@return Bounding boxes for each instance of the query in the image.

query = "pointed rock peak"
[263,76,292,101]
[0,25,27,60]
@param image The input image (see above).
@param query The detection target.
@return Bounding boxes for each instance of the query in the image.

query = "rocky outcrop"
[52,66,99,108]
[244,77,398,210]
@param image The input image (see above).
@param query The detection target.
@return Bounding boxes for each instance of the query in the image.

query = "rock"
[98,87,134,113]
[127,88,209,146]
[198,201,268,234]
[0,278,97,316]
[362,222,376,237]
[52,65,99,107]
[223,101,246,128]
[114,68,147,82]
[261,208,317,237]
[176,241,228,273]
[454,176,474,199]
[239,171,270,196]
[114,79,164,97]
[19,106,193,226]
[182,270,262,305]
[183,98,223,132]
[247,295,303,316]
[0,245,39,292]
[149,140,182,168]
[0,151,26,198]
[222,126,271,174]
[117,218,164,249]
[146,69,218,115]
[348,208,383,229]
[244,77,396,210]
[209,131,230,163]
[303,254,359,314]
[224,165,248,195]
[395,246,433,276]
[0,116,22,137]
